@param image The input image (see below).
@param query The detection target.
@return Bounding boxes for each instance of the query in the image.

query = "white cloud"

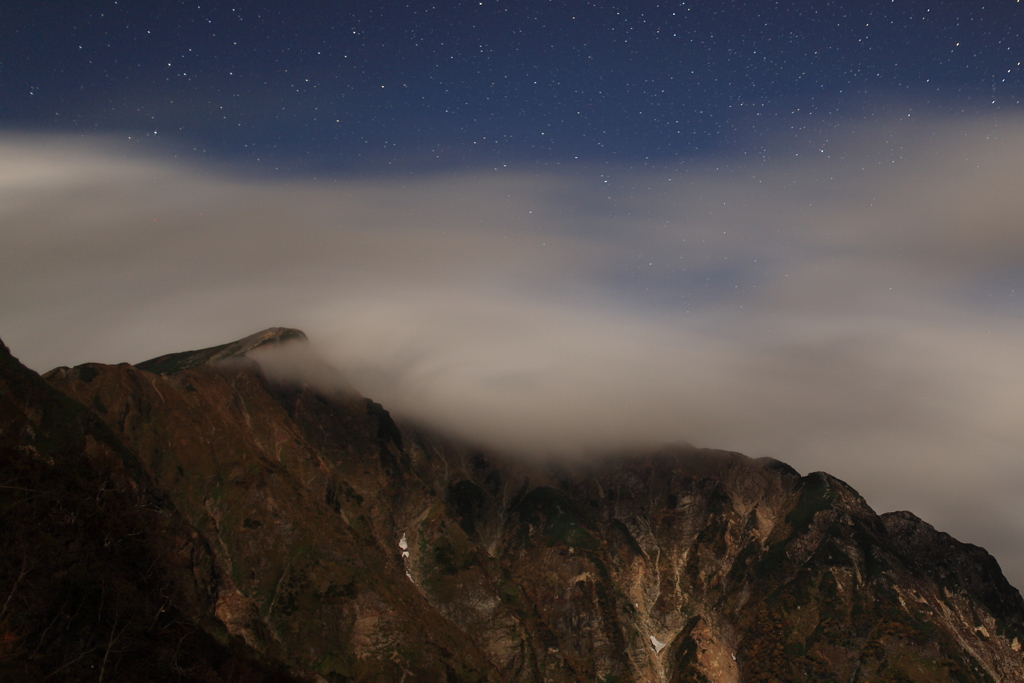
[3,119,1024,586]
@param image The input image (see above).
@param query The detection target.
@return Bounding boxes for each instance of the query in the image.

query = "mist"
[2,119,1024,585]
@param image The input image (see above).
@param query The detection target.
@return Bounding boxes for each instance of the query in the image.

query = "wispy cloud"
[3,119,1024,584]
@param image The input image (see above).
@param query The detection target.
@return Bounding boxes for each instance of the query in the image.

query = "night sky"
[5,2,1024,586]
[4,0,1024,171]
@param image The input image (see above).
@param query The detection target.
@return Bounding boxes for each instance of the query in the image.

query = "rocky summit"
[2,328,1023,682]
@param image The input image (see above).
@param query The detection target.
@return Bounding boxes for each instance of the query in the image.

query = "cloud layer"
[3,120,1024,584]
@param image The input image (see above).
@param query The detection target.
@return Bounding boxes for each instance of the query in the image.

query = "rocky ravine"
[2,327,1023,682]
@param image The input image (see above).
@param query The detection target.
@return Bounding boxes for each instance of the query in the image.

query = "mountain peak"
[135,327,307,374]
[8,329,1024,681]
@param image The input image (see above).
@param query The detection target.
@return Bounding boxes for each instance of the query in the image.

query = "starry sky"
[5,2,1024,586]
[4,0,1024,171]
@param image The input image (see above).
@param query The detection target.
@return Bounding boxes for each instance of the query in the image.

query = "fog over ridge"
[2,118,1024,585]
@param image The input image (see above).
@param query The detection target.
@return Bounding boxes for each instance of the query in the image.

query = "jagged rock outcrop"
[2,327,1022,681]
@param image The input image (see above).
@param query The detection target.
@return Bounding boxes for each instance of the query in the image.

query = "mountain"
[2,328,1023,682]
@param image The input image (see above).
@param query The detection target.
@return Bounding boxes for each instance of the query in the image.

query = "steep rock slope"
[44,336,501,683]
[8,328,1024,681]
[0,338,302,682]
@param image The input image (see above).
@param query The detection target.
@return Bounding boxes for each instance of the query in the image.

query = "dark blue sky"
[3,0,1023,172]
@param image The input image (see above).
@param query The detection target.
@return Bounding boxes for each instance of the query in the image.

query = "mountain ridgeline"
[2,328,1022,682]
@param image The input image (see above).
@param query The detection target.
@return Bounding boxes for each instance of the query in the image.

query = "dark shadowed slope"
[0,337,303,682]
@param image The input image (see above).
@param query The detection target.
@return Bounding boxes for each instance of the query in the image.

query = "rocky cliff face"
[3,328,1023,681]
